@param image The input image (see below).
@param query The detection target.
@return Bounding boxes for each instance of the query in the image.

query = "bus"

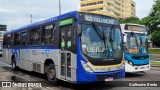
[0,31,5,55]
[121,23,150,72]
[0,40,3,55]
[2,11,125,84]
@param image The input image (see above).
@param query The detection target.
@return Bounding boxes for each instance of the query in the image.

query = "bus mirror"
[77,24,82,36]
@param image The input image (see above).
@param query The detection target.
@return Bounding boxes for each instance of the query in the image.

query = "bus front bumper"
[76,69,125,84]
[125,62,150,73]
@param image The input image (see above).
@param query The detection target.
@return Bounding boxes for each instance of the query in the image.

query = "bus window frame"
[29,27,42,46]
[21,30,29,46]
[58,17,77,54]
[13,32,21,46]
[42,23,56,46]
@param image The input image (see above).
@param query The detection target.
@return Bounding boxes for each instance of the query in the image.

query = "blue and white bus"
[2,11,125,84]
[121,23,150,72]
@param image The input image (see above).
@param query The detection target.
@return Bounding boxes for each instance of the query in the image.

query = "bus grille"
[96,72,120,81]
[131,55,149,60]
[89,59,122,66]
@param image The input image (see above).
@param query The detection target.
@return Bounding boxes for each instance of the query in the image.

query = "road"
[0,58,160,90]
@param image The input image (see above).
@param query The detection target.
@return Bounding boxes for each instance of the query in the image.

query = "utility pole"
[59,0,61,15]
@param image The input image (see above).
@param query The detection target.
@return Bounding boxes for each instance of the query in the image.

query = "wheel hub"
[49,69,55,79]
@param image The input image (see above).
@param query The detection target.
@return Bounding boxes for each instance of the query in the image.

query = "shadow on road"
[125,72,147,78]
[1,66,114,90]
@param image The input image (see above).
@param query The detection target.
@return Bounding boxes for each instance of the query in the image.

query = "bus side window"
[21,30,28,46]
[43,24,55,45]
[30,27,41,45]
[3,34,12,48]
[14,33,20,46]
[10,34,14,47]
[3,35,7,48]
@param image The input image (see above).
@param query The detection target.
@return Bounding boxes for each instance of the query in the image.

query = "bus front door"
[60,25,72,81]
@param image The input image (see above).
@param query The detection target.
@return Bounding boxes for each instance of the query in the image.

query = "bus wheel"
[46,63,58,84]
[12,57,18,71]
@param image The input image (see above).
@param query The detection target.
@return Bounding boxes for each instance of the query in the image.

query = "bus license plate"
[105,77,113,81]
[140,66,145,69]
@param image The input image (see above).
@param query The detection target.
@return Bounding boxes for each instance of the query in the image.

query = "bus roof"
[5,11,119,35]
[121,23,145,27]
[5,11,79,35]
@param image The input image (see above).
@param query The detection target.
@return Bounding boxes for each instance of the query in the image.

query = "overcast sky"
[0,0,155,31]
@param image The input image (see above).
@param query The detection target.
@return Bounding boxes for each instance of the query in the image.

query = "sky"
[0,0,155,31]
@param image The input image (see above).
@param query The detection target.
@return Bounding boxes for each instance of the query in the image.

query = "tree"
[119,0,160,47]
[147,0,160,46]
[151,30,160,46]
[118,17,141,24]
[148,0,160,31]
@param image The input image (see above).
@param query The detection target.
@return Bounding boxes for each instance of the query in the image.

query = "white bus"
[121,23,150,72]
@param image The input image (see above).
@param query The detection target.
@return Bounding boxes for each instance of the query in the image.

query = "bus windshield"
[81,24,122,59]
[126,32,148,54]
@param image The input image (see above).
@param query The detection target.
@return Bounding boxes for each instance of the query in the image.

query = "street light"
[59,0,61,15]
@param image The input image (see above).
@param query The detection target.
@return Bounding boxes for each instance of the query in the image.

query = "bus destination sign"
[81,13,119,25]
[125,25,146,32]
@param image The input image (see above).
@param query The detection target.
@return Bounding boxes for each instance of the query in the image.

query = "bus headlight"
[128,61,134,67]
[129,61,133,65]
[126,60,134,66]
[81,60,94,73]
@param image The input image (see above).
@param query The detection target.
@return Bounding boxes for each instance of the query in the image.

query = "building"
[80,0,136,18]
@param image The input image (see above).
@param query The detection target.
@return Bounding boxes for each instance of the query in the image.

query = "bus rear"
[121,24,150,72]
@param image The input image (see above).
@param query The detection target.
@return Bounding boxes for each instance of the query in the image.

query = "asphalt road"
[0,58,160,90]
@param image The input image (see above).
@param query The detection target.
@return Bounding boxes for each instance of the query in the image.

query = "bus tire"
[46,63,58,84]
[11,57,18,71]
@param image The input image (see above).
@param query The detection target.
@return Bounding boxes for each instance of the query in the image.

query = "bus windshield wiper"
[92,23,103,39]
[92,23,107,48]
[131,32,139,48]
[140,33,145,48]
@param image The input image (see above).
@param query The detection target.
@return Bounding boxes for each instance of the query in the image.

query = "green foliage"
[149,0,160,46]
[119,0,160,46]
[150,0,160,17]
[118,17,142,24]
[151,30,160,46]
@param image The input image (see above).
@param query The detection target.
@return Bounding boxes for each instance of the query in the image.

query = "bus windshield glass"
[125,32,148,54]
[81,24,122,59]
